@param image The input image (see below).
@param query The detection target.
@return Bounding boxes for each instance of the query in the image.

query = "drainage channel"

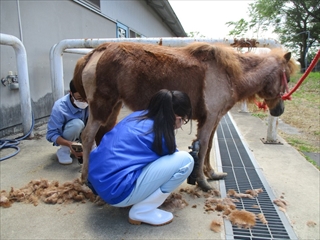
[215,112,297,240]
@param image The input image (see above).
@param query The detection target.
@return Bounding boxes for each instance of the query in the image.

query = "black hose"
[0,113,34,161]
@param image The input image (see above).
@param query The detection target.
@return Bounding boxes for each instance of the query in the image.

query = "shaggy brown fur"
[0,178,104,208]
[228,209,256,229]
[161,192,189,212]
[210,220,222,232]
[273,198,288,212]
[2,182,275,231]
[245,188,263,197]
[227,188,264,199]
[307,221,317,227]
[257,213,268,224]
[72,41,298,191]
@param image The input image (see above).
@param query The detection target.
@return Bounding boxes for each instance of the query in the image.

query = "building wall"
[100,0,175,37]
[0,0,177,137]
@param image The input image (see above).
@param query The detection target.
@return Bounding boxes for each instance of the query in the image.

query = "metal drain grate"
[215,113,297,240]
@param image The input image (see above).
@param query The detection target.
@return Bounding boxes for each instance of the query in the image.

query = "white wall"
[100,0,175,37]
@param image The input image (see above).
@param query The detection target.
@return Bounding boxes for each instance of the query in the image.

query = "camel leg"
[95,102,123,145]
[195,142,213,192]
[81,116,101,183]
[192,119,227,191]
[188,118,217,191]
[203,129,215,178]
[204,127,227,180]
[81,101,123,182]
[187,140,220,190]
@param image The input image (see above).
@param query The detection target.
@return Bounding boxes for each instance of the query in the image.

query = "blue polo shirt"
[88,110,175,205]
[46,93,89,146]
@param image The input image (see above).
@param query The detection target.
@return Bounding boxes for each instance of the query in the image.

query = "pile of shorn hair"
[1,180,284,232]
[165,186,267,231]
[0,178,105,208]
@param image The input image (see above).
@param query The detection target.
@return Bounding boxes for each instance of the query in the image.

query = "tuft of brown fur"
[210,219,222,232]
[306,221,317,227]
[204,196,238,214]
[257,213,268,224]
[227,189,254,199]
[228,209,256,229]
[179,187,203,198]
[245,188,263,197]
[161,192,188,211]
[215,204,225,212]
[273,198,288,212]
[0,191,12,208]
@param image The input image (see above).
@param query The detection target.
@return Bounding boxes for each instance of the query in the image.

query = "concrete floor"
[1,105,319,239]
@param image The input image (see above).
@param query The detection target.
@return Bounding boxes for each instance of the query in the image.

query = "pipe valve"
[1,71,19,89]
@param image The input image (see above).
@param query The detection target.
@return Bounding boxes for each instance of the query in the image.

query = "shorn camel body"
[73,42,297,191]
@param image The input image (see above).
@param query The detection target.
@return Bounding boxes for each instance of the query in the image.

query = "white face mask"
[74,100,88,109]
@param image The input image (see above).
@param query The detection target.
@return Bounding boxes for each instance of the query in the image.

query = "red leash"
[282,49,320,100]
[254,100,268,111]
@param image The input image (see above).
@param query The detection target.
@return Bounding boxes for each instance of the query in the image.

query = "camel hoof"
[209,172,227,180]
[197,179,213,192]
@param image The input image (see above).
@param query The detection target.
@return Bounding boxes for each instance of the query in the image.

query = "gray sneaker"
[56,146,73,165]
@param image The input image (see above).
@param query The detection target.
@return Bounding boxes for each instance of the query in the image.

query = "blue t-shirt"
[46,94,89,145]
[88,110,174,205]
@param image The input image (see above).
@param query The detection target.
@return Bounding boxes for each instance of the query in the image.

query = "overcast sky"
[168,0,276,39]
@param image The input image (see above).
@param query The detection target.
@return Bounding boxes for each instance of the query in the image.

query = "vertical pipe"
[0,33,33,137]
[266,115,278,142]
[16,0,24,42]
[240,101,249,113]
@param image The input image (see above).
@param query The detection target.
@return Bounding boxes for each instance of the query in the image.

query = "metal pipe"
[266,115,278,143]
[16,0,23,42]
[64,49,93,55]
[49,44,57,102]
[50,37,282,101]
[0,33,33,137]
[240,101,249,113]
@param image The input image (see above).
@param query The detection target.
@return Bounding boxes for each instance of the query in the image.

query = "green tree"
[227,0,320,72]
[187,31,206,38]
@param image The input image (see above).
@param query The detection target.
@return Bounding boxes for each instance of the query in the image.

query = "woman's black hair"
[139,89,192,155]
[69,79,77,94]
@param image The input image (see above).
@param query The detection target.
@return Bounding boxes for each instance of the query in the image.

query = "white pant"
[113,151,194,207]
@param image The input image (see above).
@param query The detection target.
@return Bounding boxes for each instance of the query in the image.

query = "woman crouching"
[87,89,194,226]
